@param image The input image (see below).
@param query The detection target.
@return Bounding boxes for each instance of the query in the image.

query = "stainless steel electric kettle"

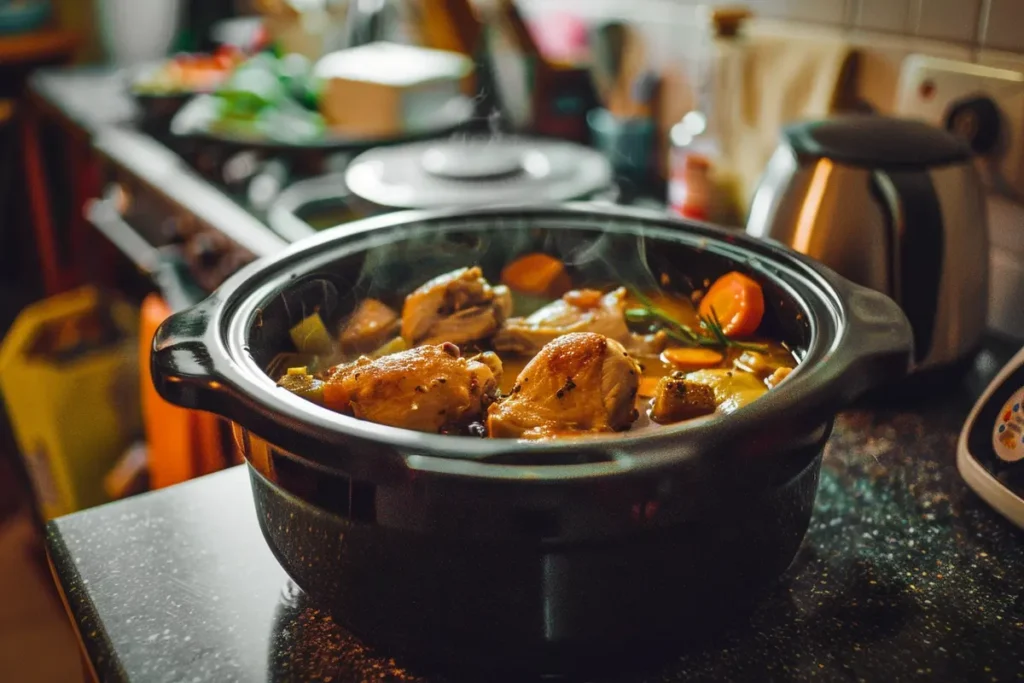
[746,115,989,373]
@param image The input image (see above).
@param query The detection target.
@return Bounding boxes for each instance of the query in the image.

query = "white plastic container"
[98,0,182,67]
[987,195,1024,340]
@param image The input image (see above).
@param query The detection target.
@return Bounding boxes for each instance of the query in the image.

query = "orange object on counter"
[140,294,226,489]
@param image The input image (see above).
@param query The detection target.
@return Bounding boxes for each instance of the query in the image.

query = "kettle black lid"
[784,115,973,168]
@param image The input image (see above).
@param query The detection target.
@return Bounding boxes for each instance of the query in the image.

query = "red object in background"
[919,78,936,100]
[527,13,589,64]
[669,153,712,221]
[252,23,270,53]
[14,31,82,295]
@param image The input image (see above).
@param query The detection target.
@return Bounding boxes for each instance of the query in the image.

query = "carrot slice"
[698,271,765,337]
[562,288,603,309]
[661,347,724,372]
[501,253,572,297]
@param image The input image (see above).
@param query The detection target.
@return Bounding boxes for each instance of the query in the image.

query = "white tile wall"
[518,0,1023,53]
[854,0,912,34]
[845,30,972,111]
[515,0,1024,112]
[981,0,1024,52]
[911,0,982,43]
[753,0,850,24]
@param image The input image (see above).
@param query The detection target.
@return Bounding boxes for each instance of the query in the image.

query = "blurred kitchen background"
[0,0,1022,680]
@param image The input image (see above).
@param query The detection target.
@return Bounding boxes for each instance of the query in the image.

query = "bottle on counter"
[667,5,749,226]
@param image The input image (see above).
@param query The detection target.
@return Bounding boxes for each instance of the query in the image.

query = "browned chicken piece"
[487,332,643,439]
[401,267,513,347]
[323,342,501,433]
[339,298,400,355]
[649,374,717,425]
[492,287,666,357]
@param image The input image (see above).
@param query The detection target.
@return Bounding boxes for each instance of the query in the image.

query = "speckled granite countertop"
[47,341,1024,683]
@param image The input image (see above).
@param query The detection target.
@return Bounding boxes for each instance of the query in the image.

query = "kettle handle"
[868,169,944,364]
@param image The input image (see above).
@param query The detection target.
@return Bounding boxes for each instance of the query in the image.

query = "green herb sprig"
[699,308,768,353]
[626,287,767,353]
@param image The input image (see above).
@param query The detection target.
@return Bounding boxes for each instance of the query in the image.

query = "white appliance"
[896,54,1024,340]
[958,345,1024,528]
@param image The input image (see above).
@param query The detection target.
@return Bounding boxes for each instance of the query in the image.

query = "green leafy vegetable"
[202,51,324,143]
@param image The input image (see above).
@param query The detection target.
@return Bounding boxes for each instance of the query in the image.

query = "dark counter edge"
[46,492,169,683]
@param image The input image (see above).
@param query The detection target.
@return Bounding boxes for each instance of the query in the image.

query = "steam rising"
[343,218,664,310]
[334,94,660,308]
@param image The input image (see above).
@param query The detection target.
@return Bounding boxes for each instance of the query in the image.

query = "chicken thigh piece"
[487,332,643,439]
[401,267,513,347]
[492,287,665,356]
[322,342,502,433]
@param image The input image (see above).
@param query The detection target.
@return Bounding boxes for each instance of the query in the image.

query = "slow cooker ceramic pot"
[151,204,912,675]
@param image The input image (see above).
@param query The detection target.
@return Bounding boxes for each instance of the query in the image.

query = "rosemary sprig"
[626,287,702,344]
[625,305,701,345]
[626,286,767,353]
[699,308,769,353]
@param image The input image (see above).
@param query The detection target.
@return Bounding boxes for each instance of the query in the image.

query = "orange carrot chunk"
[661,347,724,372]
[698,271,765,337]
[501,253,572,297]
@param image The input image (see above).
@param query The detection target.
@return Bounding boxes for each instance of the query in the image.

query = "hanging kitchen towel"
[720,26,858,210]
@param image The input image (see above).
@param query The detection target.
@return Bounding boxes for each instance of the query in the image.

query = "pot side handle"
[150,298,227,413]
[831,281,915,403]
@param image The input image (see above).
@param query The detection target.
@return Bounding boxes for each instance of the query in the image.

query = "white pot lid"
[344,136,613,208]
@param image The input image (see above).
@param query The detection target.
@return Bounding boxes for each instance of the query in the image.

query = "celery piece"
[289,313,334,354]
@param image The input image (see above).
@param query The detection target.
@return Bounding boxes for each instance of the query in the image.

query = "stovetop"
[45,339,1024,683]
[33,67,426,297]
[35,67,649,301]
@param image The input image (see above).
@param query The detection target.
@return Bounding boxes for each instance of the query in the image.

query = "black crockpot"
[151,204,913,676]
